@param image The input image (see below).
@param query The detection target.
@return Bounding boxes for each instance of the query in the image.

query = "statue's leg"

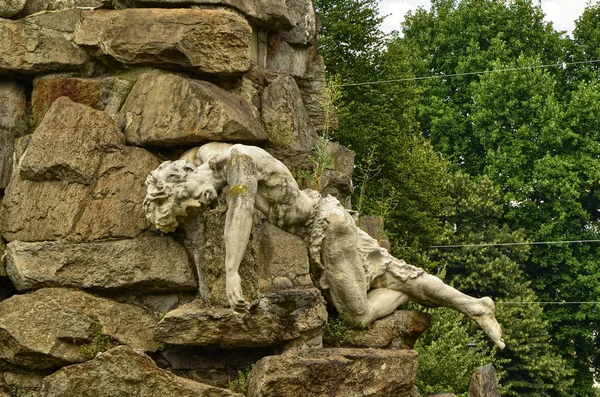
[379,271,505,349]
[367,288,410,320]
[320,207,374,328]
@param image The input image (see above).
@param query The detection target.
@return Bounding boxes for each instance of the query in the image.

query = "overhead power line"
[430,239,600,249]
[340,59,600,87]
[498,301,600,305]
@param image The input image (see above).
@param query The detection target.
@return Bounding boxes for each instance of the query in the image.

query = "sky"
[379,0,595,35]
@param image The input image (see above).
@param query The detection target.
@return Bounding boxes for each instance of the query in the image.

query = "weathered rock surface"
[122,0,292,29]
[280,0,317,46]
[18,0,102,17]
[5,237,196,292]
[0,0,26,17]
[75,9,252,74]
[70,147,160,241]
[0,81,27,190]
[121,73,266,146]
[155,289,327,348]
[0,19,88,74]
[0,288,158,370]
[40,346,243,397]
[182,206,313,306]
[468,364,500,397]
[0,132,14,192]
[248,348,419,397]
[262,75,317,150]
[320,141,355,200]
[345,311,431,349]
[0,81,27,136]
[32,75,134,125]
[0,98,160,242]
[297,55,338,133]
[267,41,310,78]
[21,97,124,184]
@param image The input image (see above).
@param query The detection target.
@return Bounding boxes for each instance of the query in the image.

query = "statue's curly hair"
[143,160,194,213]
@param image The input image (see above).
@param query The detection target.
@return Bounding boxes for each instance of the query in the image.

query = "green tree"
[431,174,573,396]
[470,60,600,396]
[400,0,567,174]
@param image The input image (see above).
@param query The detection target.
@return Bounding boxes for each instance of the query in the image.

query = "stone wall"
[0,1,426,396]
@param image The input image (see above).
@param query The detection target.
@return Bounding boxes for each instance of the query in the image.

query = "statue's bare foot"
[226,273,249,312]
[471,297,505,350]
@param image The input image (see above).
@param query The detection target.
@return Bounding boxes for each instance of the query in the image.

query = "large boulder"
[155,289,326,348]
[121,0,293,30]
[0,0,26,17]
[40,346,244,397]
[121,73,267,146]
[75,9,252,74]
[0,98,160,242]
[266,41,310,78]
[262,75,317,151]
[20,97,124,185]
[0,288,158,370]
[468,364,500,397]
[248,348,419,397]
[5,237,196,292]
[280,0,317,46]
[0,19,88,74]
[32,75,134,125]
[341,311,431,349]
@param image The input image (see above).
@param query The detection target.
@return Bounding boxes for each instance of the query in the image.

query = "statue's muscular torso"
[209,144,316,233]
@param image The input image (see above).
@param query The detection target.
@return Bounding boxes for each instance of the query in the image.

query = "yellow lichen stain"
[229,184,250,197]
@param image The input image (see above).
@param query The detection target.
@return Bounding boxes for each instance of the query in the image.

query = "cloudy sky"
[379,0,595,35]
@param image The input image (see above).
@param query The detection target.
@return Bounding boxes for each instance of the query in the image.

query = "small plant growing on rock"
[323,312,366,347]
[78,324,118,358]
[228,365,254,394]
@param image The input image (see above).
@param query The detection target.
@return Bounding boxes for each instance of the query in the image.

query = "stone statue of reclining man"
[143,142,505,349]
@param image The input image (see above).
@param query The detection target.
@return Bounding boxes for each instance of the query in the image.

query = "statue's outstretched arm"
[223,153,258,312]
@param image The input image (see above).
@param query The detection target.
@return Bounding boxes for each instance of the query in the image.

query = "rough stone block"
[121,73,266,146]
[262,75,317,151]
[296,55,339,133]
[248,348,419,397]
[357,216,392,251]
[0,0,25,17]
[40,346,244,397]
[122,0,293,30]
[70,147,159,241]
[75,8,252,74]
[266,40,310,78]
[0,132,14,192]
[32,75,134,125]
[0,288,158,370]
[280,0,317,46]
[21,97,124,185]
[344,311,431,349]
[155,289,327,348]
[0,98,160,242]
[0,19,88,74]
[468,364,500,397]
[5,237,197,292]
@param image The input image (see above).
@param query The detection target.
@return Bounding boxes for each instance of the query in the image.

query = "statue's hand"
[226,272,249,312]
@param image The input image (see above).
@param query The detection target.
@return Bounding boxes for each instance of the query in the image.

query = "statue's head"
[143,160,217,232]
